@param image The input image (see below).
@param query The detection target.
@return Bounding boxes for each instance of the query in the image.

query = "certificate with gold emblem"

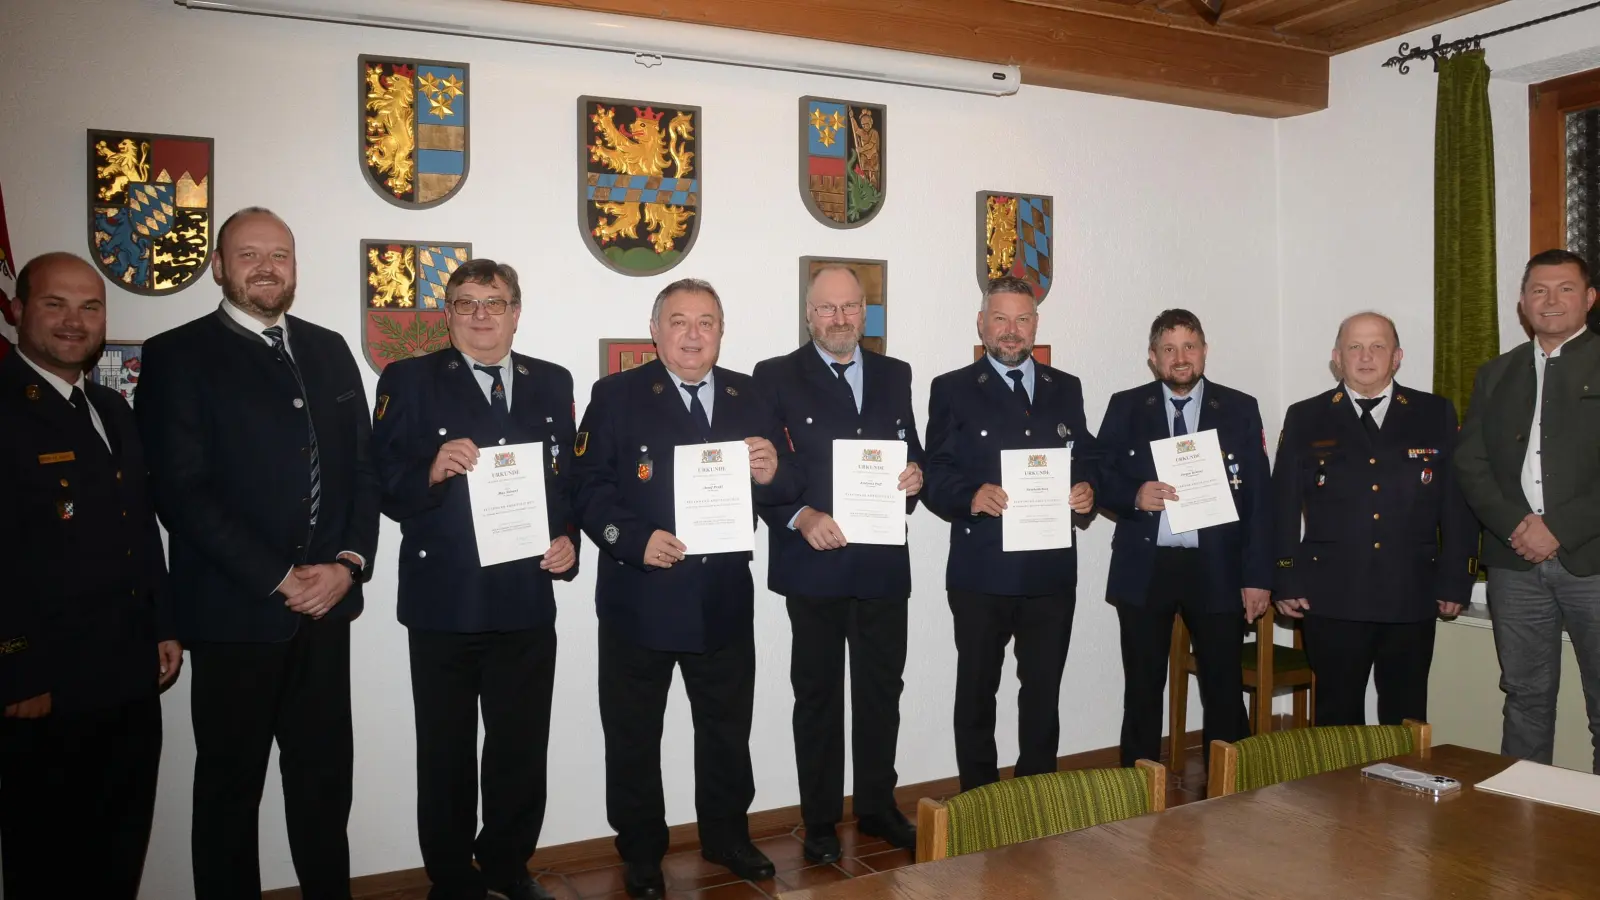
[466,442,551,567]
[831,439,907,546]
[1000,447,1073,551]
[674,441,754,555]
[1151,429,1238,534]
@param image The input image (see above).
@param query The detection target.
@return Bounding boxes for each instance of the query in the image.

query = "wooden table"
[779,745,1600,899]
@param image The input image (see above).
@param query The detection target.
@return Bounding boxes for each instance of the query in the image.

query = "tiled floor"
[373,753,1211,900]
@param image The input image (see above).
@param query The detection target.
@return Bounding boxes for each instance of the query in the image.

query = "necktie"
[829,361,858,412]
[1356,397,1383,439]
[682,381,711,440]
[1170,396,1191,436]
[265,325,320,528]
[474,364,511,428]
[1006,369,1031,416]
[67,386,95,430]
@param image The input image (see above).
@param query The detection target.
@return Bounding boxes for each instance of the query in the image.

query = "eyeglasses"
[811,302,865,318]
[450,298,516,315]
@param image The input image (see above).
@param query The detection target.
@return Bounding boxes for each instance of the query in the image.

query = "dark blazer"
[572,359,804,653]
[1455,331,1600,575]
[0,350,173,713]
[1097,378,1272,613]
[922,357,1100,596]
[372,349,579,633]
[1273,383,1476,622]
[751,344,923,600]
[136,306,381,643]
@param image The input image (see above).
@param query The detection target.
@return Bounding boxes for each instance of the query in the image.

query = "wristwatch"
[335,557,363,580]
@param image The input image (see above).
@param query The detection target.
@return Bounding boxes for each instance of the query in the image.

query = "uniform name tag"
[38,452,75,465]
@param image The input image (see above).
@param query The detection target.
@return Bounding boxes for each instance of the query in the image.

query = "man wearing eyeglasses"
[749,266,922,862]
[371,259,579,900]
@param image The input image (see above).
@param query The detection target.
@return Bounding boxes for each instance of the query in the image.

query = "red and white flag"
[0,182,17,360]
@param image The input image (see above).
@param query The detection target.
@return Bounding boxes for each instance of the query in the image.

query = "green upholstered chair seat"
[944,768,1152,858]
[1233,724,1415,793]
[1240,641,1310,673]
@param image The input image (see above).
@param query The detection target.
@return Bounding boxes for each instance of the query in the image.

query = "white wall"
[1275,0,1600,722]
[0,1,1281,895]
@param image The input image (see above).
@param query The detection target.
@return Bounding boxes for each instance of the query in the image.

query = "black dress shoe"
[802,823,842,864]
[622,861,666,899]
[701,843,776,881]
[858,809,917,850]
[489,875,555,900]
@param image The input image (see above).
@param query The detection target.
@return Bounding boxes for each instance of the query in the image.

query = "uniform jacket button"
[418,550,427,558]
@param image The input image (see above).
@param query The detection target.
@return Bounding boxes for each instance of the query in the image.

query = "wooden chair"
[915,761,1165,863]
[1167,604,1315,771]
[1207,719,1431,798]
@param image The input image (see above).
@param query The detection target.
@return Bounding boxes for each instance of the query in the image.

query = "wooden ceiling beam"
[503,0,1329,117]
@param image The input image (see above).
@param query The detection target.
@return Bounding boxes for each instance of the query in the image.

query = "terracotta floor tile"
[534,873,582,900]
[685,881,774,899]
[775,864,853,891]
[565,864,629,898]
[831,856,875,878]
[856,848,914,873]
[662,851,745,891]
[754,834,810,871]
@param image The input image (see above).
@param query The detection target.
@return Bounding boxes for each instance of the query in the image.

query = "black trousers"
[409,626,557,900]
[1117,548,1248,768]
[1301,616,1437,726]
[948,590,1076,792]
[786,594,908,826]
[598,621,756,866]
[189,617,353,900]
[0,694,162,899]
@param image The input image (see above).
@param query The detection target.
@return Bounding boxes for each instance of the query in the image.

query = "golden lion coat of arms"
[578,97,701,277]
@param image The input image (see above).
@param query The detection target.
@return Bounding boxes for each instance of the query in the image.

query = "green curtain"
[1433,50,1499,420]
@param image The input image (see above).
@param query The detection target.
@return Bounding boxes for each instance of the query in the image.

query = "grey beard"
[986,345,1031,367]
[811,329,859,357]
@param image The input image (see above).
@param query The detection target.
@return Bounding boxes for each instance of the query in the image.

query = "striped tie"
[264,326,321,528]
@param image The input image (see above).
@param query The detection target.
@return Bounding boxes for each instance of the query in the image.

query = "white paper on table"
[1474,760,1600,815]
[831,439,908,546]
[999,446,1073,552]
[673,441,755,555]
[1150,428,1239,534]
[465,441,551,567]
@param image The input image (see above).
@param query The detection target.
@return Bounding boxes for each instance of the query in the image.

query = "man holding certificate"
[1274,313,1474,727]
[1096,309,1271,771]
[752,265,924,864]
[371,259,579,900]
[572,279,802,899]
[924,276,1099,792]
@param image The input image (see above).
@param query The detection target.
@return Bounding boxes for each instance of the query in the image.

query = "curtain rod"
[1382,1,1600,73]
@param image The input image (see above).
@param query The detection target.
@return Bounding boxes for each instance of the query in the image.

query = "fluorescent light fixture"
[175,0,1022,96]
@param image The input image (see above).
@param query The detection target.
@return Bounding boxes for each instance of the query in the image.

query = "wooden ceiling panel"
[1022,0,1513,49]
[499,0,1515,117]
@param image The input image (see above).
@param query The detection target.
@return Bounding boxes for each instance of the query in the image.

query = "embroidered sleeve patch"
[374,395,390,421]
[574,432,589,457]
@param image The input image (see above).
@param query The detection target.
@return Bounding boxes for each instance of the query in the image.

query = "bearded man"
[750,265,923,862]
[137,207,380,900]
